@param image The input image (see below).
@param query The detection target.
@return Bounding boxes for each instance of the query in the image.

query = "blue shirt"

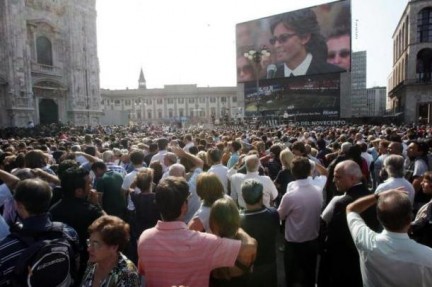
[227,152,240,169]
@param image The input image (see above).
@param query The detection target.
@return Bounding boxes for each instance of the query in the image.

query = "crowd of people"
[0,121,432,287]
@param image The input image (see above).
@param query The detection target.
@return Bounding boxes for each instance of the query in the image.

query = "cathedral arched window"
[417,8,432,43]
[416,48,432,82]
[36,36,53,66]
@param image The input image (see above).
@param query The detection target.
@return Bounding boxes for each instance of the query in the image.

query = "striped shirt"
[0,214,79,287]
[137,220,241,287]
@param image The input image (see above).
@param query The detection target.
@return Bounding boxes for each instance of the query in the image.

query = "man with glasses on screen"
[326,26,351,70]
[268,9,343,78]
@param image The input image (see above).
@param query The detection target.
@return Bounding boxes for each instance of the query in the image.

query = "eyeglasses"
[327,49,350,60]
[269,33,297,45]
[237,65,253,75]
[86,239,103,249]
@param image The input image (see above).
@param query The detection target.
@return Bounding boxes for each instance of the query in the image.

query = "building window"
[157,99,163,104]
[189,98,195,103]
[210,97,216,103]
[125,100,131,105]
[179,109,184,117]
[199,97,205,103]
[147,110,152,119]
[200,110,205,117]
[416,48,432,82]
[178,98,184,104]
[146,99,152,104]
[36,36,53,66]
[190,110,194,118]
[221,97,227,103]
[418,8,432,42]
[167,98,174,104]
[114,100,120,105]
[168,109,173,118]
[158,109,162,118]
[232,96,237,102]
[211,107,216,115]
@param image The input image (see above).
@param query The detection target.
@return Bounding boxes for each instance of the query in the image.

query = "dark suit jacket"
[271,56,343,78]
[322,183,380,287]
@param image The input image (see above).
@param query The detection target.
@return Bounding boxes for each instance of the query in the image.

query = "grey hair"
[384,155,404,178]
[336,159,362,180]
[241,179,263,205]
[102,150,115,163]
[245,155,259,172]
[168,163,186,177]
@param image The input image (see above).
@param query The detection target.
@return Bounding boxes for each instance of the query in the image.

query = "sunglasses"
[237,65,253,74]
[327,49,350,60]
[269,33,297,45]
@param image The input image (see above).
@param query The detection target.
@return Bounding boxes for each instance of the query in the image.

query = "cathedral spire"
[138,68,146,89]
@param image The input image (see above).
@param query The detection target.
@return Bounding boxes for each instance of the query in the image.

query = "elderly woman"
[188,172,225,232]
[81,215,140,287]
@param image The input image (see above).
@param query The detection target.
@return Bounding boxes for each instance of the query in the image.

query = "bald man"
[230,155,278,209]
[319,160,379,287]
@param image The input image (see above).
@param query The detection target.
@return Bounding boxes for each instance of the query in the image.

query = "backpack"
[11,222,78,287]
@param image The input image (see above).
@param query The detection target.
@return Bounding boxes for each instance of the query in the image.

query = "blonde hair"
[280,149,294,169]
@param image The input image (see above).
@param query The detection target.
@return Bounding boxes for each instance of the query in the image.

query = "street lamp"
[244,48,270,119]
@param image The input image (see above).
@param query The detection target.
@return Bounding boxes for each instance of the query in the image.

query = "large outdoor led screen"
[236,0,351,83]
[243,73,341,120]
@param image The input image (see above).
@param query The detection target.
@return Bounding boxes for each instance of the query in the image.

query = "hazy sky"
[96,0,409,90]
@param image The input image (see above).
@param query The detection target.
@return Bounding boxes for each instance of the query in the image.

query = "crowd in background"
[0,121,432,286]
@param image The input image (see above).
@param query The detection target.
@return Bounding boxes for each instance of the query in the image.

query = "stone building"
[388,0,432,123]
[100,71,244,126]
[367,87,387,117]
[0,0,101,127]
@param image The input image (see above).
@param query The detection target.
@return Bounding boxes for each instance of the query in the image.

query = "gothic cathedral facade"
[0,0,101,127]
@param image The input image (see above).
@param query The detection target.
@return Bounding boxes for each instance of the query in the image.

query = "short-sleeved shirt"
[231,172,278,209]
[278,179,323,242]
[137,220,241,287]
[0,184,12,208]
[347,212,432,287]
[96,170,125,217]
[375,177,415,205]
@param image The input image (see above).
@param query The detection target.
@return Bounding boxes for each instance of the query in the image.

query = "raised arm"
[0,169,20,190]
[171,146,203,169]
[74,151,102,163]
[32,168,61,185]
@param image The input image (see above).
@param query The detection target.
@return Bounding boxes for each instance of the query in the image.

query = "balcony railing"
[31,62,62,77]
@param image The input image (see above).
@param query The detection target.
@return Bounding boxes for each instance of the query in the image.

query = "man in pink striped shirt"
[137,177,257,287]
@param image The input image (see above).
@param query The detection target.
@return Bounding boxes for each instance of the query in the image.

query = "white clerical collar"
[284,53,312,76]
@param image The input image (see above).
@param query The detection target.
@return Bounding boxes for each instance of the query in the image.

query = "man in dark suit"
[268,9,343,78]
[318,160,379,287]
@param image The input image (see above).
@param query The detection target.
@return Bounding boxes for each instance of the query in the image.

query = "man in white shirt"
[207,148,229,194]
[182,134,195,152]
[375,155,415,204]
[150,138,169,172]
[161,152,178,179]
[230,155,278,209]
[278,156,323,287]
[346,189,432,287]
